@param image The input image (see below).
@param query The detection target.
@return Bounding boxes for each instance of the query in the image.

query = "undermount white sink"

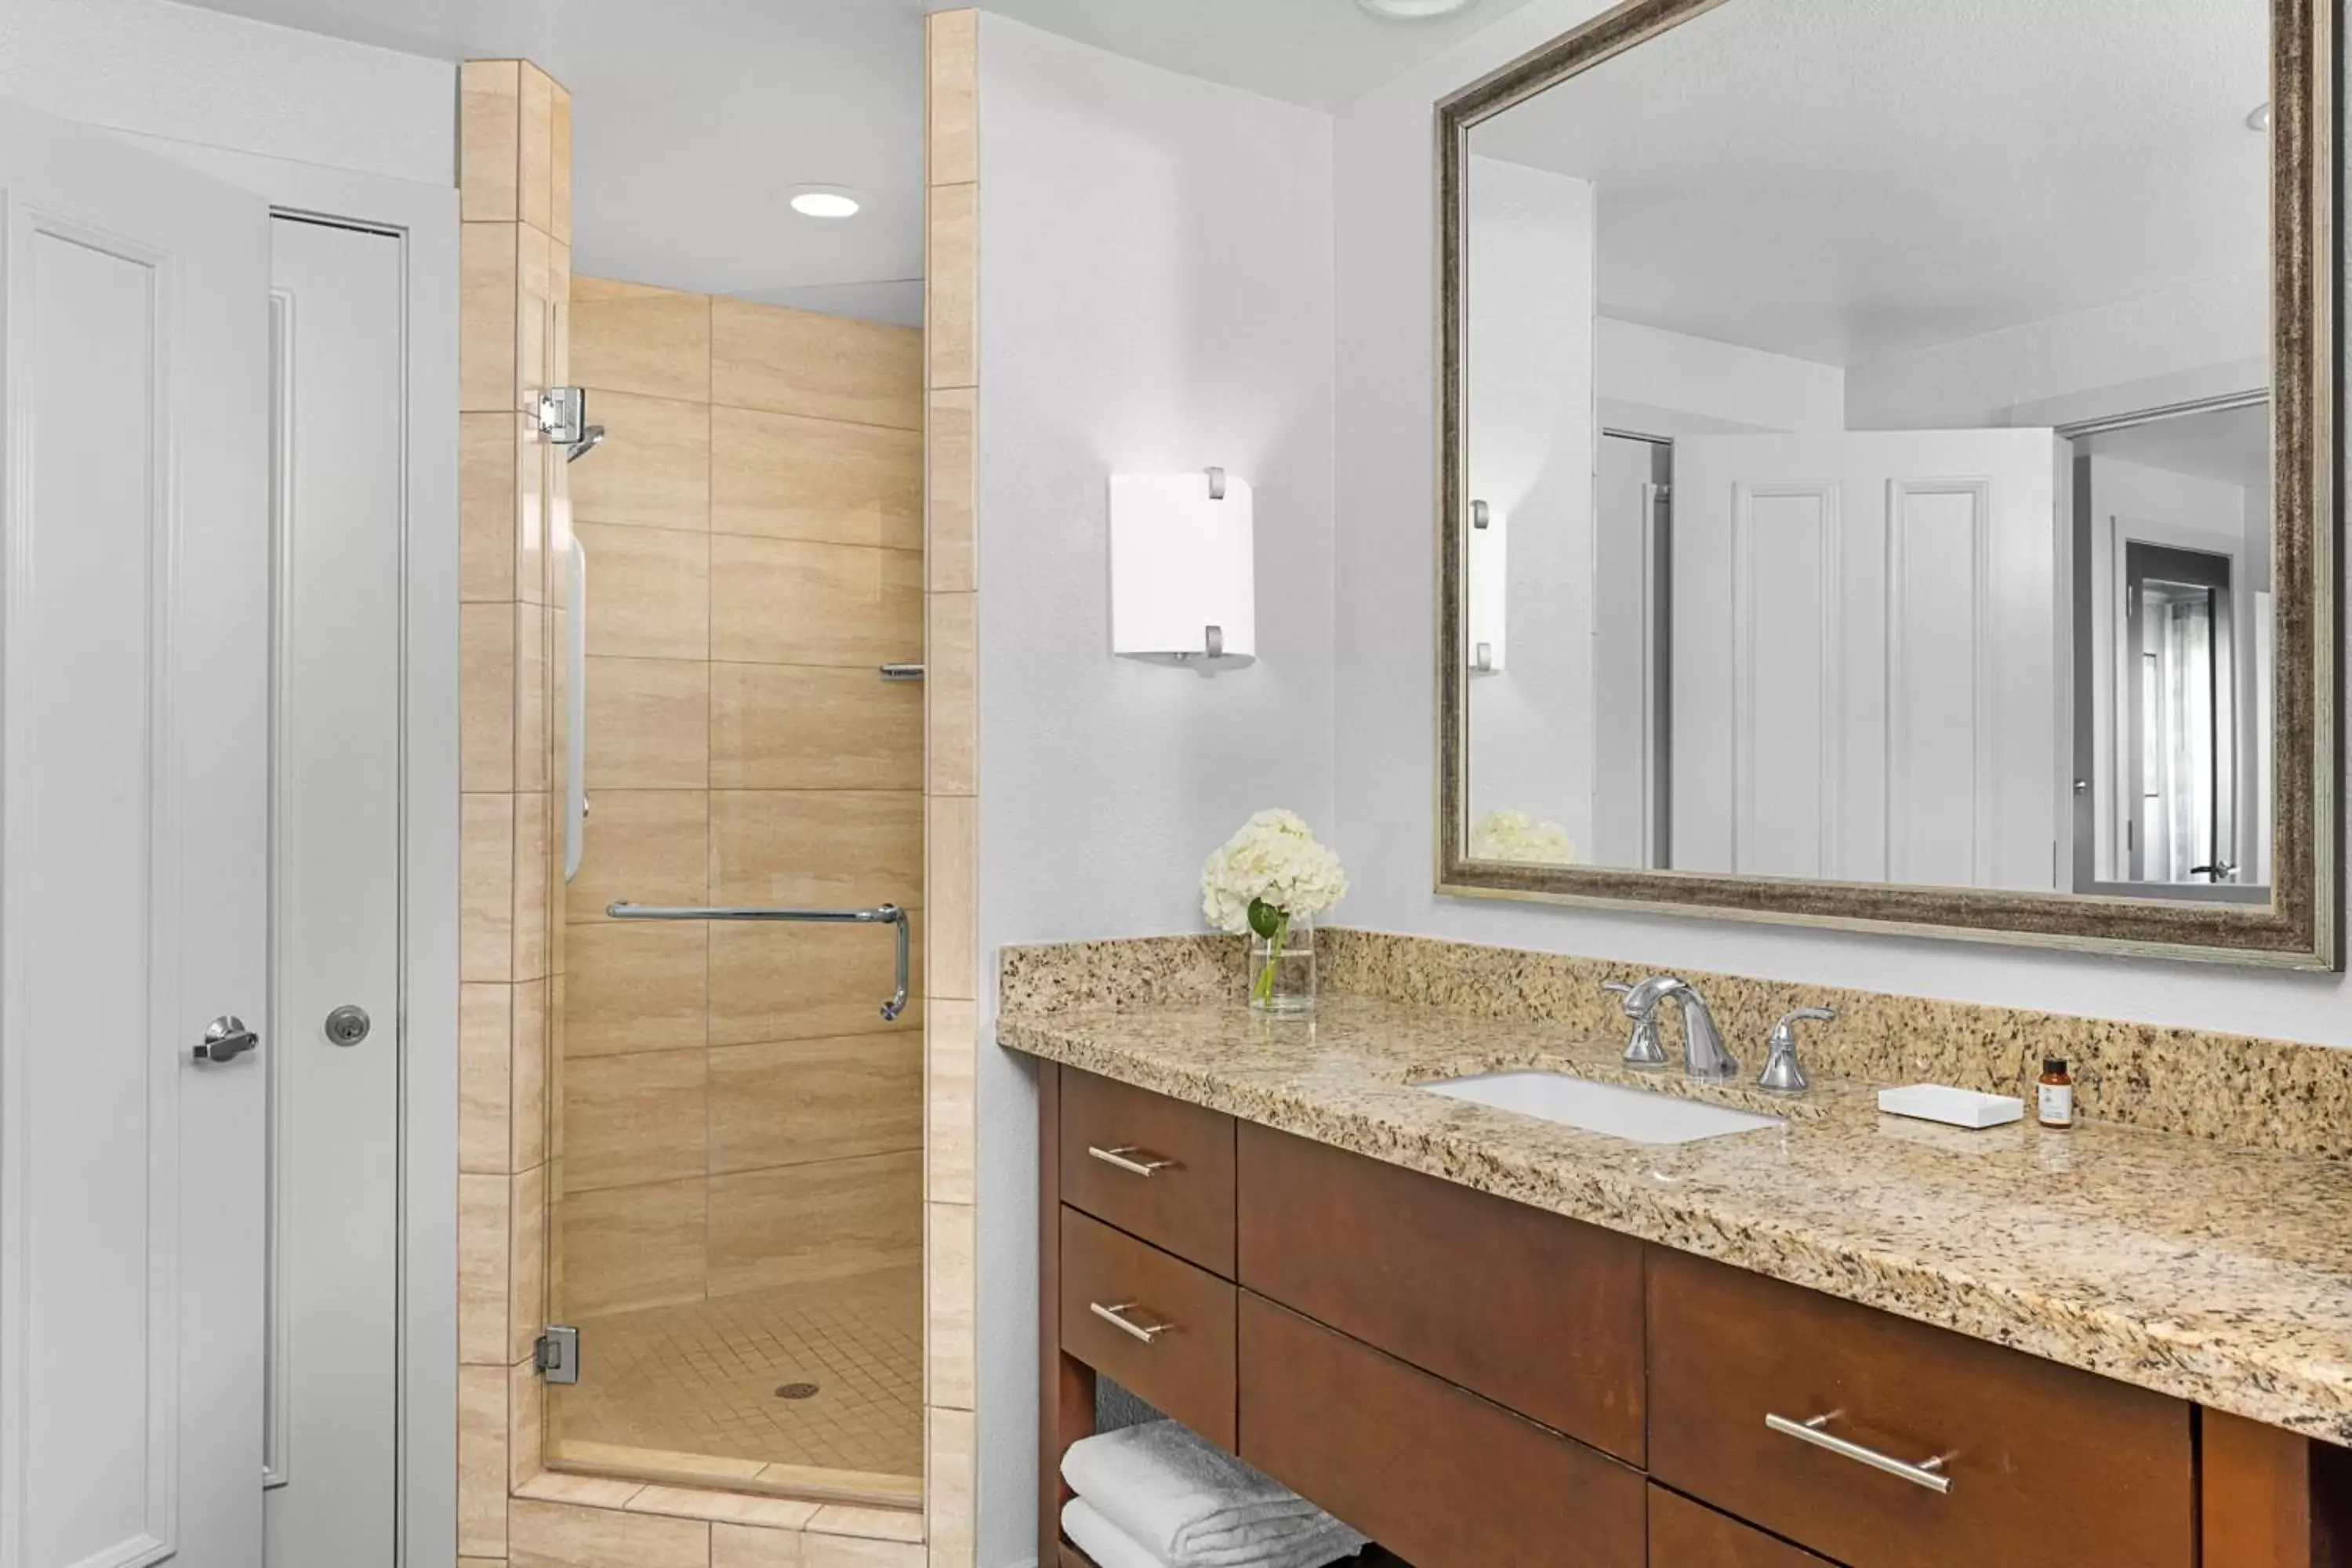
[1421,1070,1784,1145]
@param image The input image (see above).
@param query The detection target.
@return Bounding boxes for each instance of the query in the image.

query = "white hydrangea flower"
[1471,808,1576,866]
[1200,808,1349,933]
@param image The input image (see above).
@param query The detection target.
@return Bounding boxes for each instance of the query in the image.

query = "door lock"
[191,1014,259,1064]
[324,1004,372,1047]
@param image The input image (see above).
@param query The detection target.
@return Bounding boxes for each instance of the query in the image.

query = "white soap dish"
[1876,1083,2024,1130]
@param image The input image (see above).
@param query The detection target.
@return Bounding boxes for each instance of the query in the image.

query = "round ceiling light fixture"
[1356,0,1481,20]
[786,184,864,219]
[2248,101,2274,132]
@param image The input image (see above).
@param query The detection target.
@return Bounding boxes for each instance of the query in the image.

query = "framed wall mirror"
[1436,0,2340,967]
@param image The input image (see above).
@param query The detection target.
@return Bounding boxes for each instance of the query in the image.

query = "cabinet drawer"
[1060,1206,1236,1448]
[1238,1123,1646,1461]
[1648,1486,1834,1567]
[1239,1293,1645,1568]
[1061,1069,1236,1275]
[1649,1250,2193,1568]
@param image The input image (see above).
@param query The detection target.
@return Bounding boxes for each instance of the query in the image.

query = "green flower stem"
[1251,910,1290,1004]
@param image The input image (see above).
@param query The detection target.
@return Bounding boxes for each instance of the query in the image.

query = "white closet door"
[263,215,403,1568]
[0,98,270,1568]
[1672,429,2060,890]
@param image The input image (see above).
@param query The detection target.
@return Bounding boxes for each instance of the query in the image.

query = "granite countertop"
[999,993,2352,1446]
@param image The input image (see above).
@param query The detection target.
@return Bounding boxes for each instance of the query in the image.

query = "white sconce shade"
[1466,499,1506,674]
[1109,469,1257,666]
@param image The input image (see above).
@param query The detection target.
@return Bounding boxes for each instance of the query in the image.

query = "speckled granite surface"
[996,936,2352,1444]
[999,933,1249,1014]
[1002,929,2352,1158]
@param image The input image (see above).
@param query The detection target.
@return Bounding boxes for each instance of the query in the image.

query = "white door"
[1671,429,2060,891]
[263,216,403,1567]
[0,98,270,1568]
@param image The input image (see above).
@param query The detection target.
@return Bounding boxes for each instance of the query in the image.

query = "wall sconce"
[1466,498,1505,674]
[1109,466,1256,667]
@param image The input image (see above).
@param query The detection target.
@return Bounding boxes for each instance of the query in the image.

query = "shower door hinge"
[535,1324,580,1385]
[535,387,587,446]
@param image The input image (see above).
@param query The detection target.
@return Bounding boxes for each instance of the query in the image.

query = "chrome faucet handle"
[1759,1006,1836,1094]
[1603,981,1668,1069]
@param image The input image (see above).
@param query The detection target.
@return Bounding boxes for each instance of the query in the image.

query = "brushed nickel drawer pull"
[1766,1411,1952,1495]
[1087,1145,1177,1178]
[1088,1301,1174,1344]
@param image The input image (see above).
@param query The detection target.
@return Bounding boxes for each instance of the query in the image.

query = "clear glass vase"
[1248,912,1316,1014]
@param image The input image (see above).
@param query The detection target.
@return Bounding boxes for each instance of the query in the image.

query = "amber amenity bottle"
[2037,1058,2076,1130]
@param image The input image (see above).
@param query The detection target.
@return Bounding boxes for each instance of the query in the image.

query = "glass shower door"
[545,274,929,1506]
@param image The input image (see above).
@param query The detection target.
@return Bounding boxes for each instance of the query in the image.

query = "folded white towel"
[1063,1497,1367,1568]
[1063,1497,1172,1568]
[1062,1420,1369,1568]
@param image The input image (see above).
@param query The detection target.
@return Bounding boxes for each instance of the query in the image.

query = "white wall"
[1598,316,1846,436]
[0,0,453,186]
[1846,267,2268,430]
[1464,155,1595,847]
[974,16,1337,1563]
[1329,0,2352,1055]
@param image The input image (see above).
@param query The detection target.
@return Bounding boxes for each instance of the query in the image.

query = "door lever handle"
[191,1014,259,1064]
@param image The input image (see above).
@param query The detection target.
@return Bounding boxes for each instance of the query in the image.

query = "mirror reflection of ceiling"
[2076,400,2270,488]
[1468,0,2269,369]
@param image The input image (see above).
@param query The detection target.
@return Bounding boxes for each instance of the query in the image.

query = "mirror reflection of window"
[2072,407,2266,898]
[1456,0,2274,904]
[2126,546,2237,885]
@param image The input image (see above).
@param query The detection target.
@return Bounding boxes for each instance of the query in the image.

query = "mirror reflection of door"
[2125,543,2236,884]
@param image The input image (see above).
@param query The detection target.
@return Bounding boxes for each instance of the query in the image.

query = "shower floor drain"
[774,1381,820,1401]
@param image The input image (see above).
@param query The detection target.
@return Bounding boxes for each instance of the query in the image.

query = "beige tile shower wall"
[924,11,980,1568]
[457,57,572,1565]
[559,274,926,1325]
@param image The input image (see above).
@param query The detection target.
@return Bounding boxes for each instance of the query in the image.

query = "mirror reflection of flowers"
[1472,808,1576,865]
[1201,809,1348,1005]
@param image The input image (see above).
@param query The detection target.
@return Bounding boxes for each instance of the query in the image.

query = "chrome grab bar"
[1764,1411,1952,1495]
[1087,1145,1177,1178]
[607,901,909,1021]
[1088,1301,1174,1345]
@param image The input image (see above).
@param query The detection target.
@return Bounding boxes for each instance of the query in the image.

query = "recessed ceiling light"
[2248,101,2274,132]
[786,185,863,219]
[1357,0,1480,20]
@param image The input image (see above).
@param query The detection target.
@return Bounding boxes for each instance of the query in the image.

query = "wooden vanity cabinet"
[1236,1122,1646,1463]
[1649,1248,2194,1568]
[1238,1294,1646,1568]
[1058,1068,1236,1274]
[1059,1207,1236,1447]
[1647,1487,1836,1567]
[1037,1065,2348,1568]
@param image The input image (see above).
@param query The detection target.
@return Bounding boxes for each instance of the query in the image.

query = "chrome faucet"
[1618,976,1737,1081]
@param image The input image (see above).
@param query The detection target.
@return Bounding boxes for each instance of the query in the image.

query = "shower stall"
[547,274,928,1504]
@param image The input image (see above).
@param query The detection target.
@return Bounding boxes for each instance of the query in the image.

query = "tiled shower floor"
[550,1265,923,1488]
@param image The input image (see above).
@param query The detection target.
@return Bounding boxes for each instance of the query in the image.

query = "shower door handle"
[607,900,910,1021]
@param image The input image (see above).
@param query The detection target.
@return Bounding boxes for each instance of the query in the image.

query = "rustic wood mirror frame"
[1436,0,2342,968]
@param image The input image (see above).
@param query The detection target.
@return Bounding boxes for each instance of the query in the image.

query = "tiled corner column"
[924,10,981,1568]
[457,57,572,1568]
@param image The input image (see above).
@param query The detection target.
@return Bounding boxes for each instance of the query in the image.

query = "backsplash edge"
[996,927,2352,1160]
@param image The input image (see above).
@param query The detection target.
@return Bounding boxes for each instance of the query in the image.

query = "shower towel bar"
[606,901,909,1021]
